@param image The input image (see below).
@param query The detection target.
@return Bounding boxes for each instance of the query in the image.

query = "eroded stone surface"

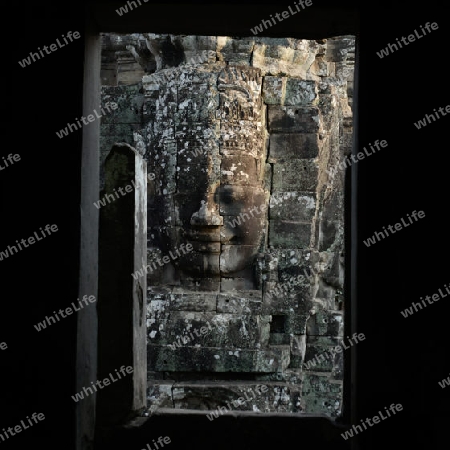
[100,33,354,417]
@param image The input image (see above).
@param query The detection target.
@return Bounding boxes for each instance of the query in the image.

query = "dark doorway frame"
[77,2,360,450]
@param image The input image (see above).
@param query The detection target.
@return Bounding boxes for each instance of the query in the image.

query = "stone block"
[263,248,312,280]
[147,345,290,372]
[176,139,220,165]
[176,162,220,193]
[174,226,221,243]
[219,121,265,158]
[269,133,320,162]
[262,282,312,315]
[303,336,344,380]
[175,120,220,147]
[216,291,263,314]
[171,381,298,412]
[319,220,343,252]
[269,192,316,221]
[100,123,142,156]
[268,106,320,133]
[219,91,262,122]
[178,251,221,276]
[308,57,334,78]
[254,346,291,372]
[147,295,171,323]
[216,37,255,65]
[169,293,217,312]
[183,49,217,65]
[306,309,344,337]
[177,278,221,292]
[218,185,267,217]
[146,139,177,195]
[178,35,217,53]
[173,382,268,411]
[176,84,219,123]
[217,65,262,93]
[272,159,318,192]
[188,241,221,254]
[220,155,263,186]
[147,381,175,411]
[221,213,267,245]
[324,37,355,62]
[220,278,256,291]
[301,373,343,417]
[269,221,312,248]
[262,76,284,105]
[220,245,262,272]
[252,39,321,78]
[290,334,306,356]
[255,368,303,385]
[284,79,318,106]
[269,333,290,345]
[288,355,305,369]
[148,312,271,349]
[317,94,339,131]
[285,312,311,335]
[101,83,145,124]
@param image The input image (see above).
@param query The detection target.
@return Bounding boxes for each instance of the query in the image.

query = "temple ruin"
[98,32,354,418]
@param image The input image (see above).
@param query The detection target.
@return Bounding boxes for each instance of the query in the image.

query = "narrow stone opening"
[99,32,354,418]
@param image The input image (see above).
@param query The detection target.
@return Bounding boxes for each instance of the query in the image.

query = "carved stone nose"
[190,198,223,226]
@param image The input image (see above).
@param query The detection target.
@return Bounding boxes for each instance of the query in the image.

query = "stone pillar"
[77,16,101,450]
[97,143,147,426]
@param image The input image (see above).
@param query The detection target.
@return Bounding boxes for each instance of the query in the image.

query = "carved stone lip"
[184,228,221,243]
[187,241,221,254]
[185,236,221,244]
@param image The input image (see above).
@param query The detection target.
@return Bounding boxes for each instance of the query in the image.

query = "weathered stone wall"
[100,33,354,417]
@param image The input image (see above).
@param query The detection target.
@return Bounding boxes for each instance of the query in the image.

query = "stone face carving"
[100,33,354,417]
[144,64,269,290]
